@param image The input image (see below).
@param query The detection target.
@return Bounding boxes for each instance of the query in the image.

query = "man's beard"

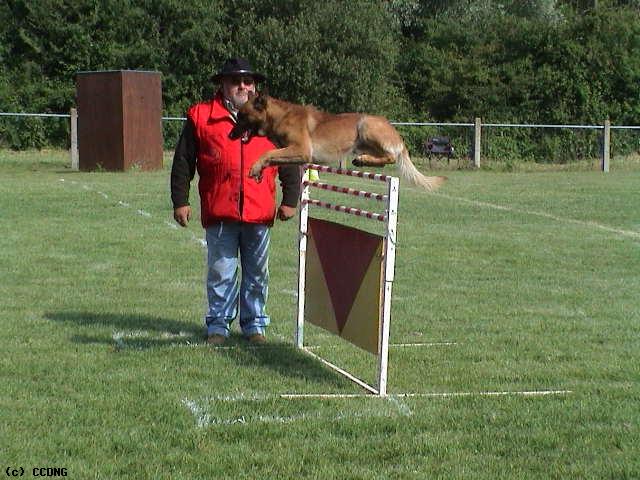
[228,91,249,110]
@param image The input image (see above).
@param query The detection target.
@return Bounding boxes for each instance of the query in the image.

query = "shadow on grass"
[45,310,202,337]
[216,333,352,390]
[45,311,351,389]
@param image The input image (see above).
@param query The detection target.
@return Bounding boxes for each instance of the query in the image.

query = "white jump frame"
[296,164,400,396]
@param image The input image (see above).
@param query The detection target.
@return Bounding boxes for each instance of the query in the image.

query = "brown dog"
[229,92,447,191]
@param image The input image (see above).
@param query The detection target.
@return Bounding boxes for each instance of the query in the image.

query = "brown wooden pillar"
[76,70,163,171]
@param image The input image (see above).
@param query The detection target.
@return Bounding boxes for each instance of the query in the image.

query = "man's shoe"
[207,334,226,345]
[247,333,266,345]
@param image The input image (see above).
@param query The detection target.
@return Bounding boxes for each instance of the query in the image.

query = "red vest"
[188,94,278,227]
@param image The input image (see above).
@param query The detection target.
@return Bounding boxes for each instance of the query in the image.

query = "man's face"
[221,75,256,109]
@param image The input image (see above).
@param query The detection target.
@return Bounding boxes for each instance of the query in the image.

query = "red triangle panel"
[308,218,382,333]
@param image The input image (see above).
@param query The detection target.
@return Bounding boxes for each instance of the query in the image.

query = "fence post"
[472,117,482,168]
[601,119,610,172]
[70,108,79,170]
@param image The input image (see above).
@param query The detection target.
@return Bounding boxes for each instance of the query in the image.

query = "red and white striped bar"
[303,180,388,202]
[305,163,391,183]
[303,199,386,222]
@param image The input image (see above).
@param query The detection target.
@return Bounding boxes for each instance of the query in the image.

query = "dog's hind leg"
[353,115,404,167]
[352,138,403,167]
[355,115,446,191]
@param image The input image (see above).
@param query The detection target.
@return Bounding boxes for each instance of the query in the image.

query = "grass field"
[1,150,638,479]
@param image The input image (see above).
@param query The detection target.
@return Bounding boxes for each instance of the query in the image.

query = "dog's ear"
[247,91,258,101]
[253,92,268,112]
[259,86,269,97]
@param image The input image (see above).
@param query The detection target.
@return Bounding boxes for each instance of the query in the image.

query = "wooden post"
[601,119,610,173]
[473,117,482,168]
[76,70,163,171]
[70,108,79,170]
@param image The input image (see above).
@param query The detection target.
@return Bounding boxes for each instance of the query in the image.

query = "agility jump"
[296,164,399,396]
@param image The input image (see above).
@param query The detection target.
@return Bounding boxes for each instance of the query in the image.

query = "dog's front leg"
[248,156,270,182]
[249,145,310,181]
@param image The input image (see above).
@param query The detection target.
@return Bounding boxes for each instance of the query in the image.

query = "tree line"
[1,0,639,161]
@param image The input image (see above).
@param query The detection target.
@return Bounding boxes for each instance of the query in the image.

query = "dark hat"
[211,57,266,83]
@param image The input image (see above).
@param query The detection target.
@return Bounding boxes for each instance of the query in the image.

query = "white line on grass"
[303,342,457,350]
[58,178,207,249]
[183,389,571,402]
[108,328,454,351]
[386,396,413,416]
[111,333,126,350]
[204,344,298,351]
[181,397,401,427]
[160,331,193,339]
[435,193,640,240]
[181,399,211,428]
[280,390,572,399]
[194,393,273,402]
[110,330,199,349]
[191,232,207,247]
[164,340,458,350]
[181,390,569,427]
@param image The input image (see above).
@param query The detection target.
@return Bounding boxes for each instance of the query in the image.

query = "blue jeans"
[204,222,270,338]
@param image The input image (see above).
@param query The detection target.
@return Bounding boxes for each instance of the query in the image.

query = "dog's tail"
[397,146,447,191]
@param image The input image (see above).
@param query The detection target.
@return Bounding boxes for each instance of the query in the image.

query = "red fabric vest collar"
[209,91,235,122]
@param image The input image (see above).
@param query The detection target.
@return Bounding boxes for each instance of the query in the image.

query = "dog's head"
[228,91,270,140]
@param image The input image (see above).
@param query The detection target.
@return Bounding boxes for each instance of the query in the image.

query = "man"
[171,57,300,345]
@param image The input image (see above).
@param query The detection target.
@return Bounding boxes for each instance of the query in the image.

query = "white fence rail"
[1,111,639,172]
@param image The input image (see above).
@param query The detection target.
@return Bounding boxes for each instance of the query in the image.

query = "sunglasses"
[228,75,255,86]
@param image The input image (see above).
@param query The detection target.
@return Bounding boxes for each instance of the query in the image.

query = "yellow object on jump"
[302,168,320,182]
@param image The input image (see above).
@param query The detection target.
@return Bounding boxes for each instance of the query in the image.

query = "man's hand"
[174,205,192,227]
[277,204,296,221]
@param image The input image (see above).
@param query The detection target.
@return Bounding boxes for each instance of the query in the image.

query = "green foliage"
[399,4,640,160]
[0,0,229,148]
[1,0,639,160]
[225,0,405,116]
